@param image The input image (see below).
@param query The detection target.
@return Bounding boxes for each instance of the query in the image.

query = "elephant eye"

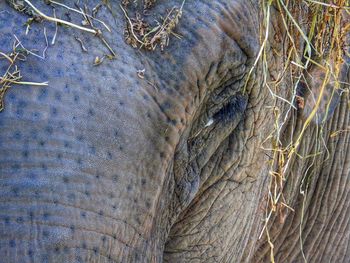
[200,76,247,130]
[188,75,248,150]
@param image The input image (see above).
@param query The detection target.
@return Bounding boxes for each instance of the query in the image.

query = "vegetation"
[255,1,349,262]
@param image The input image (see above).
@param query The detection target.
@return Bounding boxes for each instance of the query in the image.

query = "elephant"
[0,0,349,262]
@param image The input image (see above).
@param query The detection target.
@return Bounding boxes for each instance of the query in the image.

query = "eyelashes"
[212,94,247,123]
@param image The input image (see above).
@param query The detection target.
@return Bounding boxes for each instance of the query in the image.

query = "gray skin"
[0,1,349,262]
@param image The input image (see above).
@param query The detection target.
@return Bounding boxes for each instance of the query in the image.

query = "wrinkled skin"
[0,1,349,262]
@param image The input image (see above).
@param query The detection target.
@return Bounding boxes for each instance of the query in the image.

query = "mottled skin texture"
[0,1,349,263]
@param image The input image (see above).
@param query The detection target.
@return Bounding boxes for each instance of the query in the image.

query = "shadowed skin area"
[0,1,349,263]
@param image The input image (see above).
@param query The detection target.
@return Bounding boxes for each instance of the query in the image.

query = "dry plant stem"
[48,0,111,32]
[120,4,144,45]
[0,50,48,111]
[243,0,272,93]
[51,8,58,45]
[22,0,98,34]
[304,0,350,9]
[257,1,349,262]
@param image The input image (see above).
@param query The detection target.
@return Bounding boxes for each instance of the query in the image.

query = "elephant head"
[0,0,349,262]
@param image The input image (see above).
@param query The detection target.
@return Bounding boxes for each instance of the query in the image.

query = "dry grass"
[122,0,185,50]
[255,0,350,262]
[0,38,48,112]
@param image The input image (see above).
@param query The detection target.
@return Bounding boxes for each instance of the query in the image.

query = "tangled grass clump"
[121,0,186,50]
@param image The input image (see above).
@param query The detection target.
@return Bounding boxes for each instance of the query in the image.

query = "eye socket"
[196,76,246,131]
[188,92,247,148]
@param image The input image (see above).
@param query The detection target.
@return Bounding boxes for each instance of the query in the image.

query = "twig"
[22,0,98,34]
[120,4,144,45]
[51,8,58,45]
[48,0,111,32]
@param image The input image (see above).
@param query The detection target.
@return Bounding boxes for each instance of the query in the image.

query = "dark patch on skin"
[9,240,16,248]
[50,107,58,116]
[26,172,37,180]
[31,129,38,139]
[74,94,80,102]
[167,118,177,126]
[28,249,34,257]
[88,108,94,116]
[45,126,53,134]
[41,163,47,171]
[37,89,48,101]
[11,163,20,170]
[12,187,19,196]
[13,130,21,140]
[54,91,62,101]
[4,216,10,224]
[41,254,49,263]
[68,193,76,201]
[22,150,29,158]
[28,211,34,219]
[63,246,69,253]
[64,141,71,148]
[42,230,50,237]
[112,174,118,182]
[32,112,41,120]
[43,212,50,219]
[89,146,96,155]
[135,216,142,225]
